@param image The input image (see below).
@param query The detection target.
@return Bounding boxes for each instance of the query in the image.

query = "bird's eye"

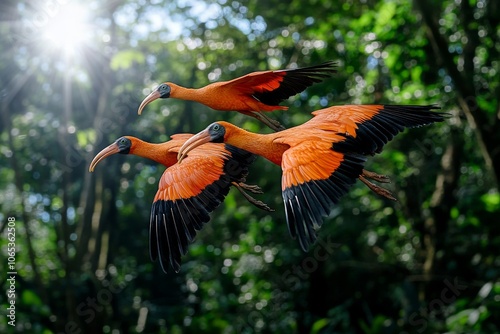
[212,124,220,131]
[158,84,171,98]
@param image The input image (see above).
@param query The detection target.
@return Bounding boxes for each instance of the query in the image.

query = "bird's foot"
[252,111,286,132]
[267,118,286,132]
[237,182,263,194]
[362,169,391,183]
[232,182,275,212]
[359,176,397,201]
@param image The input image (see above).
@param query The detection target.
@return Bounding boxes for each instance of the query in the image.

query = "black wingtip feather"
[149,210,158,262]
[149,145,257,274]
[333,105,446,155]
[283,153,366,251]
[254,61,338,106]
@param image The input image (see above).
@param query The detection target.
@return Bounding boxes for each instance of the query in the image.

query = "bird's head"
[177,122,226,163]
[89,136,134,172]
[137,83,172,115]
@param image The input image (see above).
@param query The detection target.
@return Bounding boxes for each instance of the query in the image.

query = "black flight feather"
[148,145,256,273]
[282,153,366,251]
[254,61,337,106]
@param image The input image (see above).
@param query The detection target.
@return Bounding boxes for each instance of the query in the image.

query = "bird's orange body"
[166,81,289,113]
[138,61,337,130]
[89,135,271,273]
[178,104,446,250]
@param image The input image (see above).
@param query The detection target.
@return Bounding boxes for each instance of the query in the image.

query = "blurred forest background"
[1,0,500,333]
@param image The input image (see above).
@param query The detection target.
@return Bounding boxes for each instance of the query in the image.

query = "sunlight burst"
[42,3,90,56]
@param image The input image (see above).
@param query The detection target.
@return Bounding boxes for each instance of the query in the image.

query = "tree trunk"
[422,123,463,278]
[0,105,51,309]
[415,0,500,188]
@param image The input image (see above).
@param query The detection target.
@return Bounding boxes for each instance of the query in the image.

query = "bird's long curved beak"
[177,130,212,164]
[137,90,161,115]
[89,143,120,172]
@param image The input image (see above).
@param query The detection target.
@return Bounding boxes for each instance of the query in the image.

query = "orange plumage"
[178,104,446,250]
[89,135,271,273]
[137,61,337,131]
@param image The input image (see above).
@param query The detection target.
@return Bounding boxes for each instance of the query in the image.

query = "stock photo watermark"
[403,277,467,333]
[12,0,77,44]
[58,277,130,334]
[5,217,17,327]
[281,236,340,290]
[247,235,340,327]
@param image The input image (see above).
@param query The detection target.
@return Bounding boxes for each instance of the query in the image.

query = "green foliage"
[111,50,146,70]
[481,192,500,212]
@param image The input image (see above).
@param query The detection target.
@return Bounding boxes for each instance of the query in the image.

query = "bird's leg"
[232,182,275,212]
[251,111,286,132]
[236,182,263,194]
[359,176,397,201]
[362,169,391,183]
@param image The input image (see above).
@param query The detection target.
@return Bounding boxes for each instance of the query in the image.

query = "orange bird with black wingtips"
[178,105,446,251]
[137,61,337,131]
[89,135,272,273]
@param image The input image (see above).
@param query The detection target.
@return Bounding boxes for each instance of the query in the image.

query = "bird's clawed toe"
[233,182,274,212]
[362,169,391,183]
[252,111,286,132]
[236,182,264,194]
[359,176,397,201]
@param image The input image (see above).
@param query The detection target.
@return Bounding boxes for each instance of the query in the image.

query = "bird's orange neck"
[220,123,286,165]
[169,83,223,108]
[127,138,178,167]
[169,83,204,101]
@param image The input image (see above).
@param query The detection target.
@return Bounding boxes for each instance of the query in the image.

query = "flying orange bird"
[177,105,446,251]
[137,61,337,131]
[89,135,272,273]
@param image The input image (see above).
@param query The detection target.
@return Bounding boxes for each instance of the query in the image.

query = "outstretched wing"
[149,144,255,273]
[222,61,337,106]
[311,105,446,155]
[280,139,366,251]
[279,104,445,250]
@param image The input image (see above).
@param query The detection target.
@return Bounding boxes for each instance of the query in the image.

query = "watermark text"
[5,217,17,327]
